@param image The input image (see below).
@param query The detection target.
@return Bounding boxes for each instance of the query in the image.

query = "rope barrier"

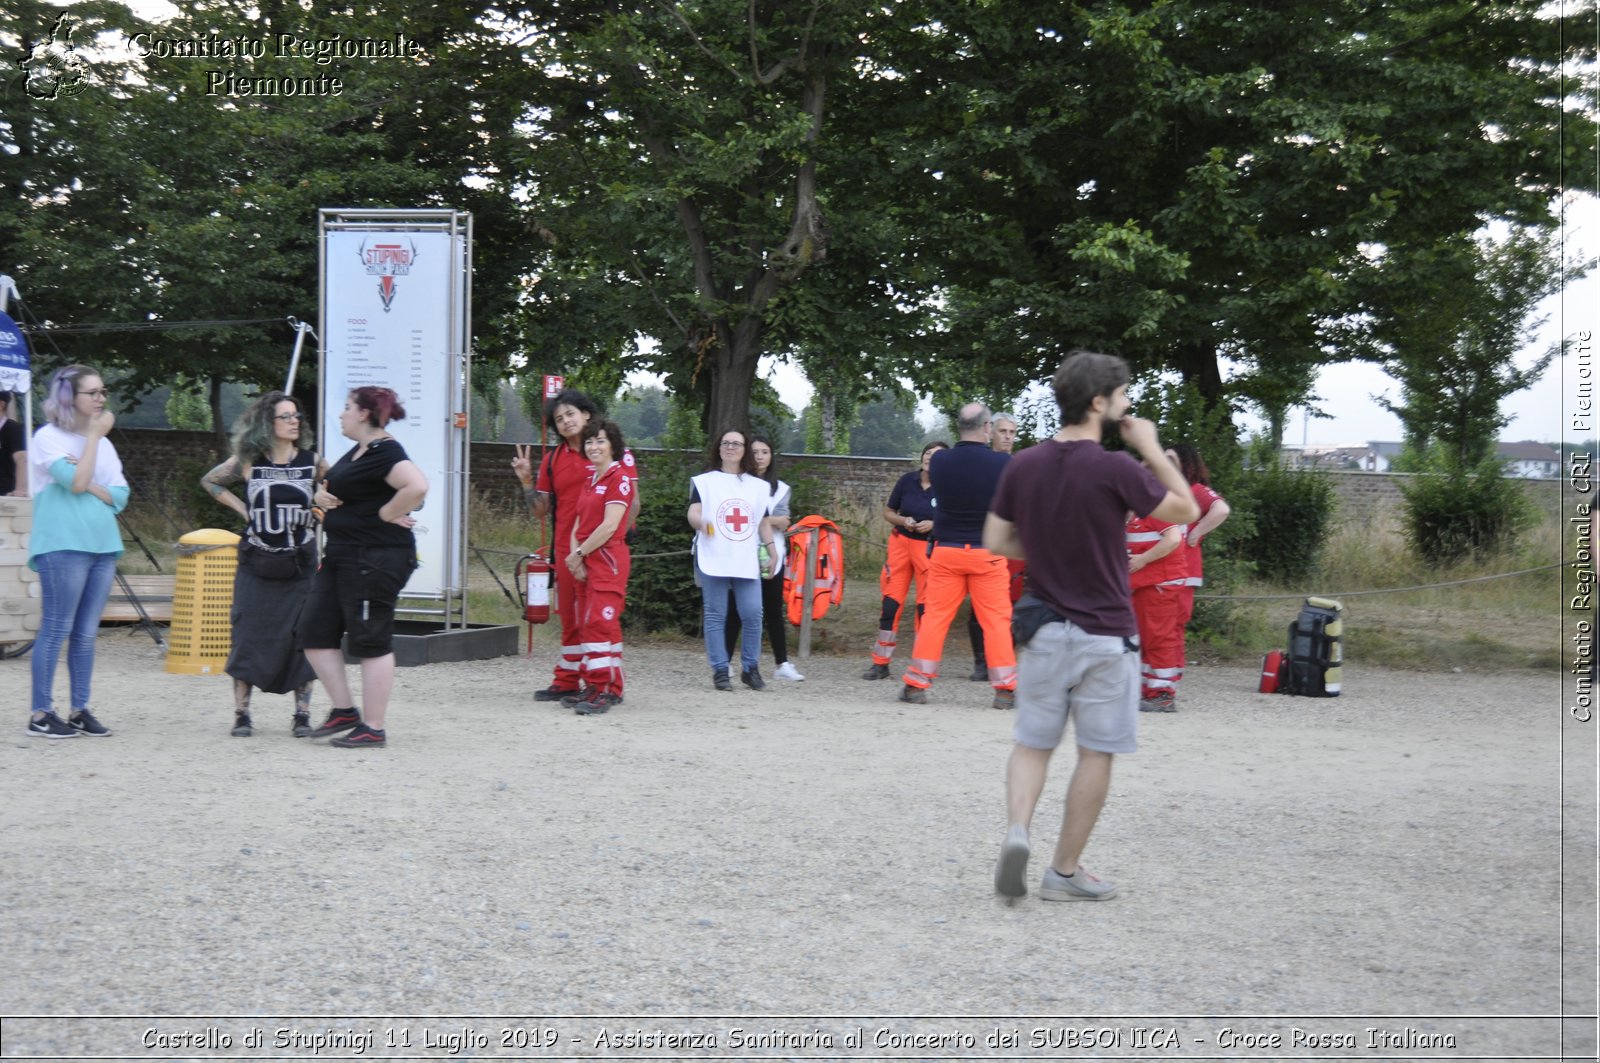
[20,317,285,335]
[468,530,1558,605]
[1196,563,1560,602]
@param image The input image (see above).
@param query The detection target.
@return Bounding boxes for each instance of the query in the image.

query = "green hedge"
[1400,456,1533,565]
[1228,466,1338,586]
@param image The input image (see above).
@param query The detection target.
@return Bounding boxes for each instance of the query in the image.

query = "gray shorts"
[1012,619,1140,753]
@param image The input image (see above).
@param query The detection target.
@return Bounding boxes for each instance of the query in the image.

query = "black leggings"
[725,576,788,666]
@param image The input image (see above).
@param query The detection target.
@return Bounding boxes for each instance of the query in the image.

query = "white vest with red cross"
[691,470,770,579]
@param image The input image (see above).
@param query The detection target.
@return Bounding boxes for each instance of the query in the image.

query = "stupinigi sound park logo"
[358,237,417,312]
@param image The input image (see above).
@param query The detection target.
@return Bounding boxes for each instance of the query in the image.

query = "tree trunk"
[208,374,226,458]
[819,390,837,452]
[1266,407,1286,454]
[1172,341,1227,410]
[703,320,759,439]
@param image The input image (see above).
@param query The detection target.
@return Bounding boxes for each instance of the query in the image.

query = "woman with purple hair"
[26,365,127,739]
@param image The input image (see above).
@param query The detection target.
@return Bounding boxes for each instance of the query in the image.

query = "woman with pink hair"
[300,386,428,748]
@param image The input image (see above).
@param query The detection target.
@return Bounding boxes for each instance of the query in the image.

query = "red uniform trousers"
[902,544,1016,691]
[551,542,585,691]
[872,532,930,666]
[1133,583,1186,699]
[1177,585,1196,627]
[573,543,630,698]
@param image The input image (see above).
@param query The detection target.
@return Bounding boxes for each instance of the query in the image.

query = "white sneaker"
[773,661,805,681]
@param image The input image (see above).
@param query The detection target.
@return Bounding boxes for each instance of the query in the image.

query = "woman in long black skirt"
[201,392,326,737]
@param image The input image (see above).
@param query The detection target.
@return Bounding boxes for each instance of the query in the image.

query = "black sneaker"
[969,661,989,682]
[712,669,732,692]
[69,710,112,737]
[561,686,598,708]
[308,707,360,739]
[534,684,580,703]
[291,712,312,738]
[574,692,621,716]
[741,667,766,691]
[27,712,77,739]
[861,662,890,680]
[329,723,386,748]
[231,712,254,737]
[992,689,1016,710]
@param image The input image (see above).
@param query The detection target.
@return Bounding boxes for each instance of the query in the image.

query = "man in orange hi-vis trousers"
[899,402,1016,709]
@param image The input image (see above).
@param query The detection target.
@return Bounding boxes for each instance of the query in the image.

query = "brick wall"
[1318,470,1563,521]
[0,498,41,641]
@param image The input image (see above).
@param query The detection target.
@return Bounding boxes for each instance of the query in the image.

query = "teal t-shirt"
[27,426,130,568]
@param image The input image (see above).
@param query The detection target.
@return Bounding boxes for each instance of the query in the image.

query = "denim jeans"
[700,574,762,673]
[31,550,119,715]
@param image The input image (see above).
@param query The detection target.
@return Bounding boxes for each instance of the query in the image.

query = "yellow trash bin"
[165,528,241,675]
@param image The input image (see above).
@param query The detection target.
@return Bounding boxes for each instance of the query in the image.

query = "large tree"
[503,1,942,435]
[1378,227,1568,468]
[2,0,533,441]
[874,0,1592,422]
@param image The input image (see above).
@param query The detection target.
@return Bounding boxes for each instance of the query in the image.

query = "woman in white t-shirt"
[688,427,779,692]
[26,365,129,740]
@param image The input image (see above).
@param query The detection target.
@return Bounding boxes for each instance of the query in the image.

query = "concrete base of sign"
[344,620,520,668]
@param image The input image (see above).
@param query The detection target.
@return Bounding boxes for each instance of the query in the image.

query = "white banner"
[321,227,462,598]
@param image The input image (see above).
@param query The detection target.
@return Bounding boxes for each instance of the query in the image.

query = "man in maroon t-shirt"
[984,351,1197,902]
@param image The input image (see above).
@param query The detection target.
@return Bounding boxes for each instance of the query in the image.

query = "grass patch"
[1198,502,1562,672]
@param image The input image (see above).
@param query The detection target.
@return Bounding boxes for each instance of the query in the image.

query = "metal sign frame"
[317,208,472,629]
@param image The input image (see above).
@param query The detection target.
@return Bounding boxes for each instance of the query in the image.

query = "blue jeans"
[31,551,119,716]
[701,574,762,673]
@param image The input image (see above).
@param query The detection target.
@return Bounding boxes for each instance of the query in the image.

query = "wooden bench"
[102,574,176,623]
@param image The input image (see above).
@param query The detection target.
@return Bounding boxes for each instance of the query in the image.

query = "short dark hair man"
[968,409,1023,678]
[984,351,1198,900]
[899,401,1016,707]
[0,390,26,497]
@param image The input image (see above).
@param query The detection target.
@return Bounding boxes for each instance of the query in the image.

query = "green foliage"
[622,451,701,636]
[1400,453,1535,565]
[1376,228,1572,468]
[846,391,925,458]
[610,386,671,448]
[2,0,534,397]
[163,379,211,432]
[1229,466,1338,586]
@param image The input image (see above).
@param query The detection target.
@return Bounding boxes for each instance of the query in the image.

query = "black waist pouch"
[1011,591,1065,649]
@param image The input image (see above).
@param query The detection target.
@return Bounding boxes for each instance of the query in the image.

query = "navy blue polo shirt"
[928,441,1009,546]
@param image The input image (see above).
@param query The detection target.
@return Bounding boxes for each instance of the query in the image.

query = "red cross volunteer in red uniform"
[563,420,632,715]
[512,389,640,703]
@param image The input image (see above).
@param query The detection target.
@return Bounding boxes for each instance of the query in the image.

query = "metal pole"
[797,526,819,658]
[284,317,314,396]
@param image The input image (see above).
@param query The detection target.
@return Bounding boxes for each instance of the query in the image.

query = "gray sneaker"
[994,824,1030,898]
[1039,865,1117,901]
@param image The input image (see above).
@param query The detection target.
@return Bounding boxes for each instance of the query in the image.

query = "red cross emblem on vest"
[716,498,755,540]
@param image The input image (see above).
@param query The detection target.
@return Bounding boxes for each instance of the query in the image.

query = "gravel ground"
[1,630,1593,1060]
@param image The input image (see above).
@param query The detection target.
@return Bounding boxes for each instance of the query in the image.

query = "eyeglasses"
[274,413,307,422]
[720,441,745,449]
[76,389,110,399]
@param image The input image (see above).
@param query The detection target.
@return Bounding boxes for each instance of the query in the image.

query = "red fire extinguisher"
[517,553,553,624]
[516,553,554,654]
